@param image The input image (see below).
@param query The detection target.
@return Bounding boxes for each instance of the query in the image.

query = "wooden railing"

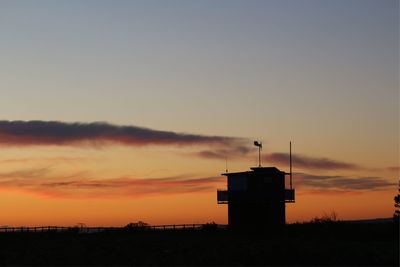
[0,224,226,233]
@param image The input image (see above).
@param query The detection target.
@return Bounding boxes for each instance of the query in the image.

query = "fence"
[0,224,226,233]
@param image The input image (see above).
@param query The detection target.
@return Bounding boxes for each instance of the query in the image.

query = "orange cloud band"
[0,167,225,199]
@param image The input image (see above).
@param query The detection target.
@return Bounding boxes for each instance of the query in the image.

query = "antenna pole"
[290,141,292,189]
[254,140,262,167]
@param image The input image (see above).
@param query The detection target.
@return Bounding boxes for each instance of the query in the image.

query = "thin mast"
[254,141,262,167]
[290,141,292,189]
[225,155,228,173]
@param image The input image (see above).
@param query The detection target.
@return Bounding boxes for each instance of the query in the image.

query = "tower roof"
[222,166,283,176]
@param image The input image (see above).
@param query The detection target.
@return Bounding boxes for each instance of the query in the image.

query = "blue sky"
[1,0,397,158]
[0,0,397,160]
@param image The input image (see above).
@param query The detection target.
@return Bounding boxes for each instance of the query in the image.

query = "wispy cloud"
[387,166,400,172]
[295,172,396,191]
[0,167,224,198]
[0,120,244,148]
[0,166,394,198]
[192,146,252,159]
[264,153,360,170]
[0,168,50,179]
[193,149,364,172]
[0,157,91,164]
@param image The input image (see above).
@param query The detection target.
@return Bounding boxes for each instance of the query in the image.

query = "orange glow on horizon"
[0,139,397,227]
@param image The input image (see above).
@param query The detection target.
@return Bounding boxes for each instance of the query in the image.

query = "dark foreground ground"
[0,222,398,266]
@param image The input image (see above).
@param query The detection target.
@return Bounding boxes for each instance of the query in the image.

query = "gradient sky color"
[0,0,398,226]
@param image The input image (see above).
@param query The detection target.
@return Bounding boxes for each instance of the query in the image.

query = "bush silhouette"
[125,221,150,231]
[310,211,339,224]
[202,221,218,231]
[394,180,399,225]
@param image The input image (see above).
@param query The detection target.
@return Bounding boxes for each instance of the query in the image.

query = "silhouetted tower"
[217,142,295,229]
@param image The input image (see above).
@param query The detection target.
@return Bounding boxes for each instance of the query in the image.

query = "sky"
[0,0,398,226]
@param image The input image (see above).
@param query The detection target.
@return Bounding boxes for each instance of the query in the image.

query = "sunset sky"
[0,0,398,226]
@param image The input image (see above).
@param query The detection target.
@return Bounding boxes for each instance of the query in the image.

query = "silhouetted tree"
[310,211,338,224]
[394,180,399,224]
[72,222,87,233]
[125,221,150,231]
[202,221,218,231]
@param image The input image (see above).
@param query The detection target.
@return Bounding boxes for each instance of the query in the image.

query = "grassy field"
[0,222,398,266]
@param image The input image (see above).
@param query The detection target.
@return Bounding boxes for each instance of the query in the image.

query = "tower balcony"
[217,189,228,204]
[285,189,295,202]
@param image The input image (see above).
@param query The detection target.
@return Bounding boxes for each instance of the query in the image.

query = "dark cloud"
[193,146,252,159]
[295,172,396,191]
[264,153,360,170]
[0,120,243,147]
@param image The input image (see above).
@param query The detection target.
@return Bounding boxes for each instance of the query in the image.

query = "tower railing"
[217,189,228,204]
